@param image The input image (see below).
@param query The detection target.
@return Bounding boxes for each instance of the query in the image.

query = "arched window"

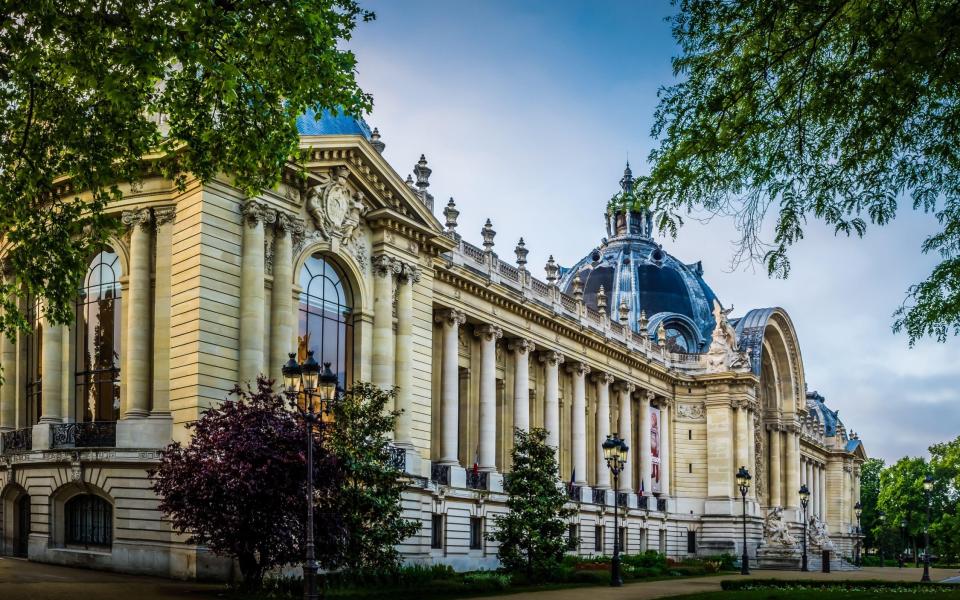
[24,299,42,424]
[75,249,122,422]
[298,255,353,386]
[664,326,690,353]
[64,494,112,548]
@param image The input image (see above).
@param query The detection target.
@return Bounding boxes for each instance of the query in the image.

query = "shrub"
[462,572,511,591]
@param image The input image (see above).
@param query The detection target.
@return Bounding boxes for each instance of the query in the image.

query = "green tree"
[640,0,960,344]
[928,436,960,562]
[0,1,372,338]
[321,383,420,572]
[490,427,575,581]
[876,456,933,561]
[858,458,884,553]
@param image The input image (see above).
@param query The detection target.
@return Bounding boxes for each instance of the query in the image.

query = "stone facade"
[0,120,867,578]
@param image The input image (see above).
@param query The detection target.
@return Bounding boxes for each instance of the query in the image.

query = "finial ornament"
[597,285,607,312]
[544,255,559,284]
[639,309,649,334]
[657,321,667,349]
[443,198,460,233]
[413,154,431,190]
[572,274,583,302]
[618,298,630,325]
[370,127,385,153]
[515,238,528,270]
[481,219,496,251]
[405,174,415,189]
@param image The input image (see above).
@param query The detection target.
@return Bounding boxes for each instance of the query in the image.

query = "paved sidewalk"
[472,567,960,600]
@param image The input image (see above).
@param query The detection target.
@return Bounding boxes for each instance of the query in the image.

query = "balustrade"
[51,421,117,449]
[0,427,32,454]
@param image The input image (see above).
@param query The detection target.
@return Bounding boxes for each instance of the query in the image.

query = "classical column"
[768,425,783,507]
[0,288,15,429]
[592,373,614,489]
[539,351,564,453]
[475,324,502,472]
[269,214,299,382]
[660,399,672,497]
[122,208,152,418]
[747,406,756,498]
[784,425,800,509]
[238,201,273,384]
[435,309,465,465]
[151,207,176,417]
[819,464,827,520]
[38,311,63,424]
[735,401,749,475]
[393,263,420,445]
[619,383,636,492]
[508,339,535,432]
[372,254,399,391]
[567,362,590,486]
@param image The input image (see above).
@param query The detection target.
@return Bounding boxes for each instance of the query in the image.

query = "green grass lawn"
[667,580,960,600]
[670,592,960,600]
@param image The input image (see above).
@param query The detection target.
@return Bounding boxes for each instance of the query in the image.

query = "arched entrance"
[14,494,30,557]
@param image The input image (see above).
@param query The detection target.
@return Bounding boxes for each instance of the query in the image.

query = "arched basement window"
[298,254,353,387]
[75,248,122,422]
[64,494,112,548]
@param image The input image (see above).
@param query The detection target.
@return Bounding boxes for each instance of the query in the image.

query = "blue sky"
[348,0,960,464]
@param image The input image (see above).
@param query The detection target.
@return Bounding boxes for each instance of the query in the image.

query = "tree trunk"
[238,552,263,590]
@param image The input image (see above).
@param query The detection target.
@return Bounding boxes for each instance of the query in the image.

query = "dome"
[805,391,842,437]
[558,163,720,353]
[296,107,371,137]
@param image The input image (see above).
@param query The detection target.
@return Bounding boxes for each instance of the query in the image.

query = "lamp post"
[899,519,907,568]
[603,433,628,587]
[736,466,752,575]
[854,501,863,567]
[878,511,886,567]
[921,474,934,582]
[282,351,338,600]
[799,484,810,572]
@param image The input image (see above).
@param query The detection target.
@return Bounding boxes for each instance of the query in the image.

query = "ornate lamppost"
[736,466,752,575]
[899,518,907,568]
[854,501,863,566]
[799,484,810,572]
[878,511,886,567]
[921,474,934,582]
[282,351,338,600]
[602,433,628,587]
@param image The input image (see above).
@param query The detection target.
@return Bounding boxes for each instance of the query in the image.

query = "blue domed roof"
[806,391,841,437]
[558,164,720,352]
[296,107,371,137]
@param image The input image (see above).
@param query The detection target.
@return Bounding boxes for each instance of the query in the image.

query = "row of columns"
[801,456,827,519]
[434,308,670,495]
[766,422,802,509]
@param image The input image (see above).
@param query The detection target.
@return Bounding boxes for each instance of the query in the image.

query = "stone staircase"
[807,554,860,572]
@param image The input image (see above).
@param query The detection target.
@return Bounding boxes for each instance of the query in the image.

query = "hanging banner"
[651,405,662,493]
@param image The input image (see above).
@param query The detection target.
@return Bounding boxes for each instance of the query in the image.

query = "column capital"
[274,212,304,235]
[241,199,273,227]
[507,338,536,354]
[613,381,636,394]
[645,388,656,402]
[372,254,401,278]
[121,208,152,232]
[396,261,422,284]
[538,350,565,367]
[153,206,176,229]
[590,372,615,385]
[565,361,591,377]
[653,396,673,409]
[434,307,466,326]
[474,323,503,342]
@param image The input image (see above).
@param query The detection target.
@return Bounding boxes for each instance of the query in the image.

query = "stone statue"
[763,507,798,547]
[807,515,836,552]
[701,299,752,373]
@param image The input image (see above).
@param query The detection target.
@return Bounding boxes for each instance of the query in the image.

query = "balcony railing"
[431,463,451,486]
[656,498,667,512]
[592,488,607,505]
[51,421,117,449]
[617,492,630,507]
[638,495,649,510]
[466,470,489,490]
[1,427,32,454]
[387,446,406,472]
[567,484,582,502]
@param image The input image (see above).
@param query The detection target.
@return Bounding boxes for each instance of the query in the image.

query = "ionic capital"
[613,381,636,394]
[645,388,656,402]
[153,206,176,229]
[121,208,152,232]
[565,362,591,377]
[274,212,304,236]
[474,324,503,342]
[591,372,615,386]
[538,351,565,367]
[372,254,401,278]
[240,200,273,227]
[507,338,536,355]
[397,262,422,284]
[434,308,466,327]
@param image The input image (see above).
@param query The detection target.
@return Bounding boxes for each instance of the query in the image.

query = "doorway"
[14,494,30,557]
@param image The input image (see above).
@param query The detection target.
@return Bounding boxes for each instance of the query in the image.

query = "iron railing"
[1,427,32,454]
[431,463,451,486]
[388,446,406,472]
[638,495,649,510]
[51,421,117,449]
[618,492,630,507]
[657,498,668,512]
[567,484,582,502]
[592,488,607,505]
[466,470,488,490]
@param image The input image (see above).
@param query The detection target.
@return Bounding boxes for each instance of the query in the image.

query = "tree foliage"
[490,427,574,581]
[858,457,884,551]
[0,1,372,338]
[641,0,960,344]
[149,377,342,588]
[321,383,420,572]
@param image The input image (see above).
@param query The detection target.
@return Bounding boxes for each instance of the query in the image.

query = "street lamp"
[736,466,752,575]
[879,511,886,567]
[799,484,810,572]
[282,351,339,600]
[854,501,863,566]
[603,433,628,587]
[899,519,907,568]
[921,474,934,582]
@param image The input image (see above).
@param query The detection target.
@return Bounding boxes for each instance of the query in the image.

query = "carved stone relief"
[675,402,705,421]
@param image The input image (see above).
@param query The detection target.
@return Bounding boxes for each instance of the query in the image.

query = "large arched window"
[75,249,121,422]
[24,299,42,425]
[64,494,112,548]
[298,254,353,387]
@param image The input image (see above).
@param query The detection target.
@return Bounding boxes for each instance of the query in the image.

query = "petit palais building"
[0,110,867,578]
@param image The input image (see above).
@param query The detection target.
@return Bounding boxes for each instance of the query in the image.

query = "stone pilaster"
[122,208,152,418]
[475,324,502,472]
[508,339,535,432]
[151,206,176,418]
[238,200,273,384]
[269,213,299,382]
[538,351,565,454]
[435,308,465,465]
[819,464,827,520]
[735,400,749,477]
[566,361,590,486]
[592,372,614,489]
[705,400,734,499]
[659,397,672,498]
[394,262,420,445]
[0,284,15,430]
[618,382,636,492]
[372,254,400,391]
[784,423,800,510]
[768,424,782,507]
